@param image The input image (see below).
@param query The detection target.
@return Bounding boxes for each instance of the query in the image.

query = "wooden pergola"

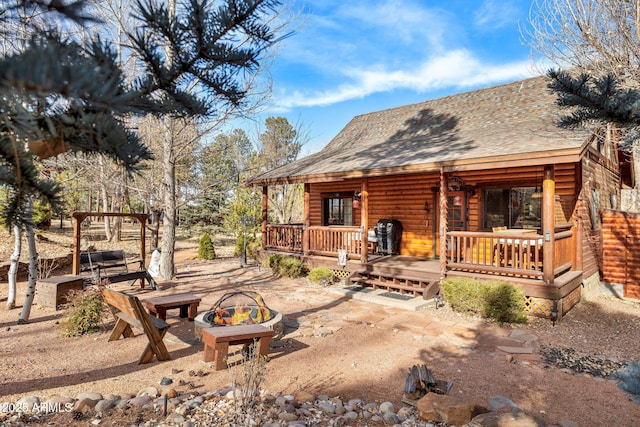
[71,212,149,275]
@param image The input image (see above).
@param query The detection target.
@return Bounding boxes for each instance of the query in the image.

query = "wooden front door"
[435,191,467,258]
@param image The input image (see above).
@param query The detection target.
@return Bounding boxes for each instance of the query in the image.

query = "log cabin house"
[248,76,630,319]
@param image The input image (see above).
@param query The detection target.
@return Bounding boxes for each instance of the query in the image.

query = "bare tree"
[526,0,640,210]
[1,0,287,321]
[258,116,307,223]
[526,0,640,85]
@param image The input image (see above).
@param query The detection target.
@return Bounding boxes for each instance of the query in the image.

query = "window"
[483,187,541,229]
[323,196,353,225]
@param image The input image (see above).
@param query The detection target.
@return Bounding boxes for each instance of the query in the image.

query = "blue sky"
[241,0,541,155]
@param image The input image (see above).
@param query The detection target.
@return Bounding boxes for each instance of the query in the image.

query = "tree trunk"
[634,141,640,211]
[99,156,113,241]
[18,200,38,323]
[112,172,125,242]
[6,224,21,310]
[150,209,161,249]
[159,118,177,279]
[158,0,177,280]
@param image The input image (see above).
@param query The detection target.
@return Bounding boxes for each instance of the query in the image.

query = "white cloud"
[474,0,521,30]
[269,1,535,112]
[274,50,535,110]
[279,0,456,74]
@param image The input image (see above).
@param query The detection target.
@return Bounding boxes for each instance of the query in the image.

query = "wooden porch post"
[542,165,555,284]
[261,186,268,251]
[303,183,310,256]
[574,216,583,271]
[360,178,369,264]
[439,168,448,279]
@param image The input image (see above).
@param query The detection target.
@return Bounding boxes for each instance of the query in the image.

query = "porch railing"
[308,226,363,259]
[553,228,574,276]
[264,224,364,260]
[447,228,574,279]
[264,224,303,253]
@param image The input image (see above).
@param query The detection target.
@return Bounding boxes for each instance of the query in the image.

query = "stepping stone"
[509,330,538,343]
[496,345,535,354]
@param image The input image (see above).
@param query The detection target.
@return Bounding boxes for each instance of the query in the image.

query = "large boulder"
[417,393,488,426]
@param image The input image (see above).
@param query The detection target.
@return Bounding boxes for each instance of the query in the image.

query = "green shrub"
[308,267,334,285]
[441,277,487,314]
[279,256,304,278]
[441,278,527,324]
[33,199,52,229]
[247,239,262,261]
[60,290,106,337]
[482,282,528,324]
[235,234,259,259]
[268,254,304,278]
[198,232,216,260]
[268,254,284,270]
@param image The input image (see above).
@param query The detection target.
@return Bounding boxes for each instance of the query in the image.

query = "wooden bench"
[144,293,201,321]
[100,288,171,364]
[81,250,158,290]
[201,324,274,371]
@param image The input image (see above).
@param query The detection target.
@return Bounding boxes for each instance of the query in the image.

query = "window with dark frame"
[323,196,353,226]
[483,186,541,230]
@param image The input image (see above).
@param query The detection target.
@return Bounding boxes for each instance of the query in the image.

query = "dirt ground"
[1,243,640,426]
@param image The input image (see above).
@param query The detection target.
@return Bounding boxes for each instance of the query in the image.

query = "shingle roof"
[249,75,592,185]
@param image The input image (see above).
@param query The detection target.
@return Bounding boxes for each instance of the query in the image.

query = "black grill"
[375,219,402,255]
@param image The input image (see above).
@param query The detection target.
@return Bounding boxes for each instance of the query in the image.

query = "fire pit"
[194,291,284,339]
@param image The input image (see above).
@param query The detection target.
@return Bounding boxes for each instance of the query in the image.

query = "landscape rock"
[75,398,99,412]
[76,392,103,401]
[94,399,117,412]
[318,400,336,413]
[278,411,298,421]
[382,411,400,424]
[137,387,159,398]
[128,395,152,407]
[417,393,488,425]
[379,401,395,413]
[164,412,185,424]
[294,390,315,404]
[468,407,545,427]
[488,395,520,412]
[15,396,39,413]
[44,396,75,408]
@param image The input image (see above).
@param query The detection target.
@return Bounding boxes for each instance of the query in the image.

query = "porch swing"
[72,212,158,290]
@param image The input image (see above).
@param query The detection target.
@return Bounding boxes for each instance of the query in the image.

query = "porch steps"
[348,271,440,299]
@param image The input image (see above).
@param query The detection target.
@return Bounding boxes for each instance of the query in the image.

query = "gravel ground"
[1,226,640,426]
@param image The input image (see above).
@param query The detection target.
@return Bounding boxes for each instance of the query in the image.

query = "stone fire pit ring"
[193,291,284,340]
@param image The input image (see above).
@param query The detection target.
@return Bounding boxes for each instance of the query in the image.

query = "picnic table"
[144,293,201,321]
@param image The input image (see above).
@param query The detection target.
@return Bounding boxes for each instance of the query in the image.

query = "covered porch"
[260,165,583,319]
[263,224,582,317]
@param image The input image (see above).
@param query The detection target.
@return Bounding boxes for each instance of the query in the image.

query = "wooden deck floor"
[367,256,441,272]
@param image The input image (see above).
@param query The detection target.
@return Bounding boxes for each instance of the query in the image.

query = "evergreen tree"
[258,116,305,223]
[197,232,216,260]
[0,0,284,320]
[1,0,284,225]
[547,70,640,131]
[547,69,640,210]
